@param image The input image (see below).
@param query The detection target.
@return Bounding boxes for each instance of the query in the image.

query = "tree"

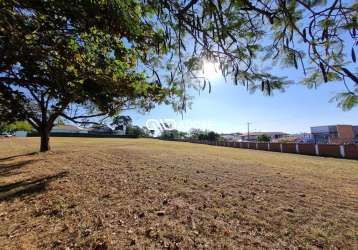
[126,126,144,138]
[189,128,206,140]
[160,129,187,140]
[0,1,175,151]
[141,126,151,137]
[111,115,133,131]
[207,131,220,141]
[257,134,271,142]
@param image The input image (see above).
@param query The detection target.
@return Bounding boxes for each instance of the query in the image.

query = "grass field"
[0,137,357,249]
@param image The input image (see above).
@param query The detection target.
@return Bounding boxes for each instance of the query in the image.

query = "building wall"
[311,125,357,144]
[331,125,355,144]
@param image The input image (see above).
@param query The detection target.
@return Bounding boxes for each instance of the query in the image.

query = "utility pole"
[247,122,251,142]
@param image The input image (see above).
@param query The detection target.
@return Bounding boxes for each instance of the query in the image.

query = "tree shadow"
[0,152,38,162]
[0,160,38,177]
[0,171,68,201]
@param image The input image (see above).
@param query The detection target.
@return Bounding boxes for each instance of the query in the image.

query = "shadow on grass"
[0,171,68,202]
[0,160,38,177]
[0,152,38,162]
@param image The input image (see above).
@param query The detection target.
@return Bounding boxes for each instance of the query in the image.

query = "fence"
[174,139,358,160]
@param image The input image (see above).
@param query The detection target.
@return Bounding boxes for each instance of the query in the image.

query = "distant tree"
[189,128,206,140]
[160,129,186,140]
[112,116,133,131]
[126,126,143,138]
[198,133,208,141]
[1,121,33,133]
[207,131,220,141]
[257,134,271,142]
[149,130,155,137]
[141,126,151,137]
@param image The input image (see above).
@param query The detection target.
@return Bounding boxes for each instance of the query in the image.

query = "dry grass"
[0,137,357,249]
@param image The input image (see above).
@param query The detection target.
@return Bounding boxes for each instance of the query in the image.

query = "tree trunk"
[39,127,50,152]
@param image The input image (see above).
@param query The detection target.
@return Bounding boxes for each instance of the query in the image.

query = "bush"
[126,126,143,138]
[257,134,271,142]
[160,130,187,140]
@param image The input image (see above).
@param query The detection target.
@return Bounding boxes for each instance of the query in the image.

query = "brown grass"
[0,137,357,249]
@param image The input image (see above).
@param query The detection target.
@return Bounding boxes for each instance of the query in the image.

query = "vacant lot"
[0,138,357,249]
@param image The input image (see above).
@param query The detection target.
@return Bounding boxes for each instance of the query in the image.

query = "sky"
[122,65,358,135]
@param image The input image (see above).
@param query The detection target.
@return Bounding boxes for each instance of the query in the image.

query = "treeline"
[160,128,220,141]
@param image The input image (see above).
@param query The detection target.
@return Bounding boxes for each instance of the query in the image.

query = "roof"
[52,125,81,131]
[220,133,242,136]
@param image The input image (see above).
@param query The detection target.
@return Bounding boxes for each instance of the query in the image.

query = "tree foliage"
[160,129,187,139]
[257,134,271,142]
[0,1,177,151]
[189,129,220,141]
[148,0,357,107]
[111,115,133,130]
[0,121,32,133]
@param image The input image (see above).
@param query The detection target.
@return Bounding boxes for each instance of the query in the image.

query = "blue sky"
[123,66,358,134]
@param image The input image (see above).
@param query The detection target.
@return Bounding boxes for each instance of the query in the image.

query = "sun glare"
[202,61,221,80]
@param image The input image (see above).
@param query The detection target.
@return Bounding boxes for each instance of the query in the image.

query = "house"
[239,132,289,142]
[311,125,358,144]
[51,125,88,134]
[220,133,242,142]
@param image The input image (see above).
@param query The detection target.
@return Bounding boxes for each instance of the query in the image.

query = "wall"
[344,144,358,159]
[184,139,357,160]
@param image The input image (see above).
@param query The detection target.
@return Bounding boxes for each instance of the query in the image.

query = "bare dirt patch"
[0,138,357,249]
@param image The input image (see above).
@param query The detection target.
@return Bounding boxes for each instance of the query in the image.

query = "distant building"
[239,132,289,142]
[311,125,358,144]
[88,125,113,134]
[276,133,314,143]
[51,125,88,134]
[220,133,242,142]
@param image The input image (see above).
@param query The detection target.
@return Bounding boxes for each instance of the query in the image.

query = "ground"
[0,138,357,249]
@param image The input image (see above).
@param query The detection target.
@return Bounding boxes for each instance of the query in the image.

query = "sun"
[202,61,221,80]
